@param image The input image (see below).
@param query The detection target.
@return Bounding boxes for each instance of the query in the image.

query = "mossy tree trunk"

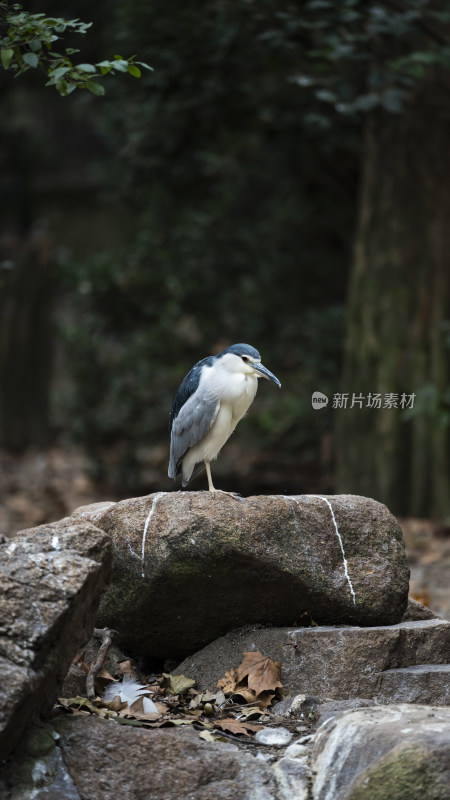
[336,84,450,518]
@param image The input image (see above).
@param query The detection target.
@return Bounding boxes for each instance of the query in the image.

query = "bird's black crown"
[217,343,261,360]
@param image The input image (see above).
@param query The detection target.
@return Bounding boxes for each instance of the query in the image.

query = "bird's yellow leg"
[205,461,215,492]
[204,460,242,501]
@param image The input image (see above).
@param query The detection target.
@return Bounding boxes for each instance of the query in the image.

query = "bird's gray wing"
[168,393,219,478]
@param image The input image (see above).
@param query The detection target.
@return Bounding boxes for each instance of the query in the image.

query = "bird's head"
[217,343,281,387]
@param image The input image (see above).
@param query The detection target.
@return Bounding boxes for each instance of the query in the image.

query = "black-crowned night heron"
[168,343,281,493]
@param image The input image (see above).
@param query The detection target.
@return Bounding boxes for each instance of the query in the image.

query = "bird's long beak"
[252,362,281,387]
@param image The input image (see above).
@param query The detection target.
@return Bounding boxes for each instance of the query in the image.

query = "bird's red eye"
[241,356,249,362]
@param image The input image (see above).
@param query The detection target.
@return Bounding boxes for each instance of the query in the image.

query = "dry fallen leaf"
[238,706,270,720]
[251,690,279,710]
[236,652,283,695]
[163,673,196,695]
[217,652,284,709]
[95,667,116,682]
[102,697,128,712]
[118,660,135,678]
[198,730,218,743]
[214,718,263,736]
[217,669,237,694]
[57,696,112,718]
[230,685,258,705]
[126,697,164,719]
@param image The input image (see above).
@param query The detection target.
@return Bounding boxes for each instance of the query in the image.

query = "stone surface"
[375,663,450,705]
[71,501,117,524]
[402,597,440,621]
[1,716,280,800]
[284,741,310,759]
[254,727,293,746]
[272,694,320,718]
[274,757,311,800]
[0,518,112,760]
[81,492,409,659]
[314,699,375,725]
[311,704,450,800]
[176,619,450,701]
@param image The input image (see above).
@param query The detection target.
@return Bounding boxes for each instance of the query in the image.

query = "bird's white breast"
[181,363,258,478]
[204,363,258,422]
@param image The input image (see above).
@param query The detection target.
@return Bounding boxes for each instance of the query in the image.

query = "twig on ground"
[86,627,117,701]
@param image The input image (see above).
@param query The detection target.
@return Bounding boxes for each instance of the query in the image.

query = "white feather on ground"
[103,673,159,713]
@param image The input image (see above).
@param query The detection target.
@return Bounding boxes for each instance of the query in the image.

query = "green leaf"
[128,64,141,78]
[48,66,71,81]
[29,39,42,52]
[136,61,154,71]
[77,63,97,73]
[23,52,39,68]
[86,79,105,96]
[1,49,14,69]
[56,78,68,95]
[111,59,129,73]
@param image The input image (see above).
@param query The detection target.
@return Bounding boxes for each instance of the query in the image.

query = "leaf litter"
[55,649,286,743]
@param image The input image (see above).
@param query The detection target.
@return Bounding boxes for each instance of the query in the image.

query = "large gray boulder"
[311,705,450,800]
[176,618,450,703]
[1,717,280,800]
[79,492,409,660]
[0,518,112,760]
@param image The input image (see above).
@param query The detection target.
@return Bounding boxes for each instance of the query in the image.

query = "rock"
[2,716,280,800]
[274,757,312,800]
[254,727,293,746]
[375,663,450,705]
[402,597,440,622]
[311,704,450,800]
[272,694,321,718]
[71,501,117,523]
[284,741,310,759]
[84,492,409,660]
[1,720,81,800]
[0,518,112,761]
[314,699,375,725]
[176,618,450,702]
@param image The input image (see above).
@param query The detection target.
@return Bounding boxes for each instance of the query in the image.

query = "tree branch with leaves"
[0,2,152,95]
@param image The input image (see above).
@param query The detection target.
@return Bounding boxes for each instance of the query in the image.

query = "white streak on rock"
[141,492,165,577]
[126,537,140,561]
[316,495,356,606]
[51,535,60,550]
[283,494,356,606]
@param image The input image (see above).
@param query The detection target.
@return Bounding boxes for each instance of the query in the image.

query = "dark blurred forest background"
[1,0,450,577]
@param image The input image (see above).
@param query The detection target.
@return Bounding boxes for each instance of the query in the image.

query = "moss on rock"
[348,744,447,800]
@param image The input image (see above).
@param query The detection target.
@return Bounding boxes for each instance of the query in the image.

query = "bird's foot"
[209,489,243,502]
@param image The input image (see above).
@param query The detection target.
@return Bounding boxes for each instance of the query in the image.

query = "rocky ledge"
[75,492,409,659]
[0,491,449,800]
[0,517,112,760]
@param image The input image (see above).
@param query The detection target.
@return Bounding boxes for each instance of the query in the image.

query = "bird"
[168,343,281,493]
